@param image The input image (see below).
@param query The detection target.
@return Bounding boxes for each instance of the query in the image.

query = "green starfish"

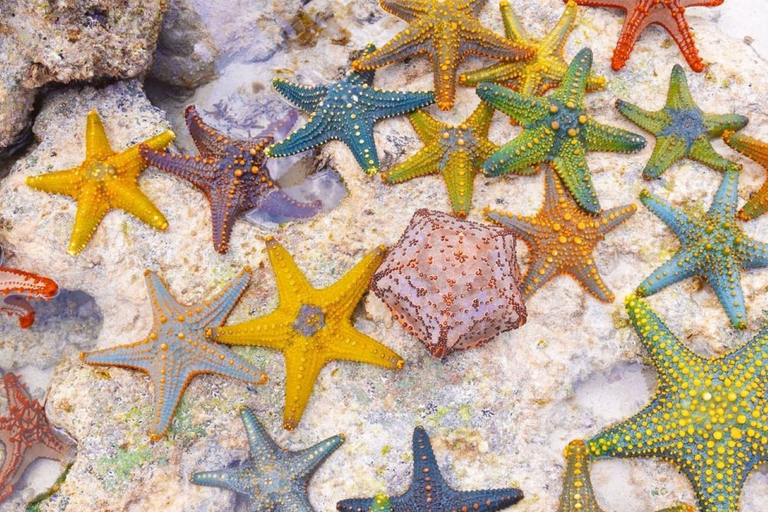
[459,1,606,96]
[381,102,498,217]
[476,48,646,214]
[268,44,435,175]
[370,494,392,512]
[637,167,768,329]
[590,294,768,512]
[617,64,748,179]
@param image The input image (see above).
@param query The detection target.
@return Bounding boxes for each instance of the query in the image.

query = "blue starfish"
[267,44,436,175]
[637,167,768,329]
[81,270,268,439]
[336,427,524,512]
[191,406,344,512]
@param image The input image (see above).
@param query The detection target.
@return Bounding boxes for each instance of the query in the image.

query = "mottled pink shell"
[372,209,526,358]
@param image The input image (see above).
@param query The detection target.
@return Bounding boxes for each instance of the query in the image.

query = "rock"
[0,0,167,150]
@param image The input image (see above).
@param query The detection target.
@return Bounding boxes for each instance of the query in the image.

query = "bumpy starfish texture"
[337,427,524,512]
[369,495,392,512]
[0,373,74,503]
[268,45,435,175]
[211,237,404,430]
[192,406,343,512]
[485,168,636,302]
[381,103,498,217]
[26,110,174,256]
[723,131,768,220]
[569,0,724,72]
[460,1,606,96]
[82,270,267,439]
[637,167,768,329]
[353,0,535,110]
[590,295,768,512]
[0,264,58,328]
[141,106,320,253]
[617,65,747,179]
[477,48,646,214]
[372,209,526,358]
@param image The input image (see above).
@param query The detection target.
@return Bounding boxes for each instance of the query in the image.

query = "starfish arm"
[616,100,670,135]
[323,245,386,316]
[265,238,315,301]
[212,310,296,350]
[380,0,429,21]
[0,436,25,500]
[476,83,551,125]
[466,102,496,138]
[140,147,214,190]
[609,3,653,71]
[67,185,112,256]
[599,202,638,233]
[193,269,252,328]
[26,167,82,198]
[442,148,479,216]
[409,427,448,487]
[0,267,58,299]
[267,115,336,158]
[109,131,176,181]
[432,34,462,110]
[85,110,114,159]
[552,48,593,105]
[366,88,436,120]
[341,119,381,174]
[703,113,749,138]
[184,106,235,158]
[484,210,541,246]
[569,0,628,7]
[705,266,747,329]
[476,137,500,161]
[105,181,169,232]
[584,119,647,153]
[337,498,375,512]
[459,61,526,88]
[407,110,443,141]
[569,261,615,302]
[498,0,530,44]
[642,135,688,179]
[688,138,741,173]
[382,143,442,183]
[680,0,724,6]
[190,467,244,492]
[323,325,405,370]
[450,489,525,512]
[639,190,696,240]
[257,189,322,219]
[460,16,534,62]
[282,342,326,430]
[144,271,185,324]
[238,406,282,456]
[521,252,561,298]
[551,141,601,214]
[723,132,768,220]
[708,167,740,219]
[482,125,554,177]
[666,65,697,110]
[273,79,329,113]
[653,9,705,72]
[2,296,36,328]
[287,434,344,481]
[81,338,156,374]
[351,27,431,71]
[739,238,768,269]
[541,0,578,53]
[2,374,31,420]
[739,188,768,221]
[636,251,701,296]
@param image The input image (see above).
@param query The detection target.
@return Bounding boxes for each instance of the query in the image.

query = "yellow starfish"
[459,1,605,96]
[26,110,174,256]
[211,237,405,430]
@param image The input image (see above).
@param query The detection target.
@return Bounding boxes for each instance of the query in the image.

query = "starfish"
[268,44,436,175]
[352,0,535,110]
[0,372,74,503]
[590,294,768,512]
[372,209,526,358]
[568,0,724,72]
[141,106,321,254]
[459,1,606,97]
[191,406,343,512]
[723,131,768,220]
[0,255,58,328]
[477,48,646,214]
[485,167,636,302]
[369,495,392,512]
[26,110,174,256]
[81,269,268,439]
[211,237,404,430]
[337,427,524,512]
[617,65,747,179]
[637,167,768,329]
[381,103,498,217]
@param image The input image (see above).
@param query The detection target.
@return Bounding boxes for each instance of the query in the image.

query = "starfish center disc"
[293,304,326,337]
[86,161,118,180]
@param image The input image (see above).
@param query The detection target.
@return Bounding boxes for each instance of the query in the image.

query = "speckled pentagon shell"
[371,209,526,358]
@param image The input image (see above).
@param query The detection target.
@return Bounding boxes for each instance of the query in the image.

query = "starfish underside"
[212,237,404,430]
[26,110,174,256]
[590,295,768,512]
[569,0,725,72]
[477,48,646,214]
[724,131,768,220]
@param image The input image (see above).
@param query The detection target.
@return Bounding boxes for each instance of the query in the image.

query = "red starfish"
[0,265,58,328]
[569,0,723,72]
[0,373,74,503]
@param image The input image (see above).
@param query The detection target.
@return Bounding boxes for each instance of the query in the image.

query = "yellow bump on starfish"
[26,110,175,256]
[211,236,405,431]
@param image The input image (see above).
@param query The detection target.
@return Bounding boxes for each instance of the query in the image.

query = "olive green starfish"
[590,294,768,512]
[381,103,498,217]
[477,48,645,214]
[617,65,748,179]
[460,1,605,96]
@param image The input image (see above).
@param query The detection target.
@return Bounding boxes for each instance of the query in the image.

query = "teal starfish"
[617,65,748,179]
[637,167,768,329]
[267,45,436,175]
[191,406,343,512]
[82,270,268,439]
[590,294,768,512]
[476,48,646,214]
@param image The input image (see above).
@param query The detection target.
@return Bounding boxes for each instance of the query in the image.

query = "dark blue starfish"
[191,406,344,512]
[267,45,436,175]
[141,106,321,254]
[81,269,268,440]
[336,427,524,512]
[638,167,768,329]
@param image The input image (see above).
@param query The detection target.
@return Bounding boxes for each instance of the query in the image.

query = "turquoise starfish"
[268,45,436,175]
[192,406,343,512]
[476,48,646,214]
[590,294,768,512]
[617,65,748,179]
[82,270,268,439]
[637,167,768,329]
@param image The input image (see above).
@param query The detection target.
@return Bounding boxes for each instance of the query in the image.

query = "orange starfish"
[724,130,768,221]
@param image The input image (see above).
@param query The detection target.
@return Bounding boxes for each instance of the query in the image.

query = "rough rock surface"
[0,0,167,151]
[1,1,768,512]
